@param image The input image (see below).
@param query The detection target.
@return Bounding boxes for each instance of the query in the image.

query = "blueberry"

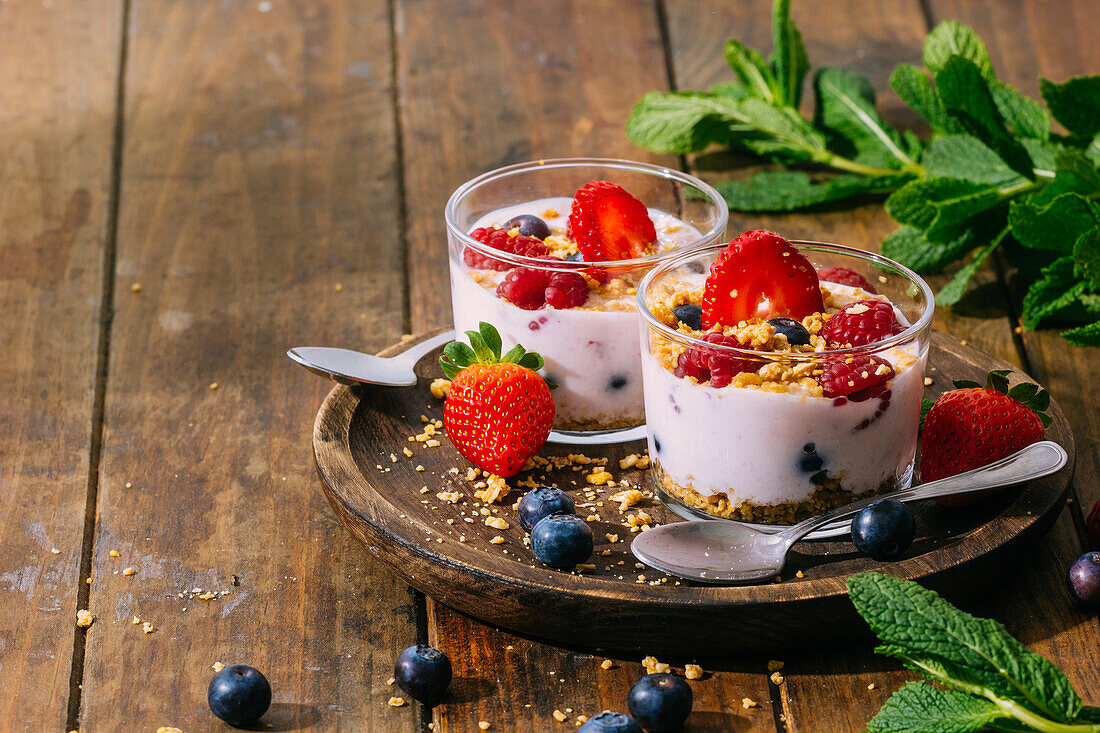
[798,443,824,473]
[566,251,585,262]
[517,486,576,532]
[685,261,707,274]
[1067,552,1100,609]
[530,514,593,569]
[578,711,644,733]
[851,499,915,561]
[626,673,693,732]
[768,317,811,346]
[609,374,628,390]
[207,664,271,727]
[503,214,551,239]
[394,644,453,703]
[672,304,703,331]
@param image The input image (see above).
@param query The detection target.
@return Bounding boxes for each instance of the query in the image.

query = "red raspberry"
[496,268,589,310]
[822,300,904,347]
[817,266,877,293]
[544,271,589,309]
[674,331,757,388]
[819,355,895,402]
[464,227,548,270]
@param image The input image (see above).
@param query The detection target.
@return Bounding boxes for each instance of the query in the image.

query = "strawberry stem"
[439,322,549,383]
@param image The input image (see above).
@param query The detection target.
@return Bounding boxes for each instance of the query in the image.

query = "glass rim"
[444,157,729,271]
[636,240,936,360]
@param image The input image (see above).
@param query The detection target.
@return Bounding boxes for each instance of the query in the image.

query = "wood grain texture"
[76,1,419,729]
[0,1,122,729]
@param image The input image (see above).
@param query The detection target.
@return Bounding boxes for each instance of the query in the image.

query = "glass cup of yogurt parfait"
[637,240,934,525]
[445,158,727,435]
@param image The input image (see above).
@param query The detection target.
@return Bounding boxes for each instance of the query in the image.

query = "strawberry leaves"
[950,369,1052,428]
[625,0,1100,347]
[439,322,544,380]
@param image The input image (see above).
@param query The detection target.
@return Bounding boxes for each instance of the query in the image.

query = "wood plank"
[925,0,1100,706]
[0,1,122,729]
[77,1,419,730]
[395,1,773,729]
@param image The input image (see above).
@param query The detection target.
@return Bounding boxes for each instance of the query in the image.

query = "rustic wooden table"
[3,0,1097,731]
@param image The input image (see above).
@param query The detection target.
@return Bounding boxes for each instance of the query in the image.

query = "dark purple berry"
[1067,552,1100,610]
[530,514,593,569]
[768,317,811,346]
[517,486,576,532]
[851,499,915,561]
[626,673,693,732]
[504,214,551,239]
[394,644,452,703]
[672,304,703,331]
[208,664,271,727]
[566,251,585,262]
[578,710,644,733]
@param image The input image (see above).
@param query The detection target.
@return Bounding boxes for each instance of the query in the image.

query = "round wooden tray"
[313,330,1075,656]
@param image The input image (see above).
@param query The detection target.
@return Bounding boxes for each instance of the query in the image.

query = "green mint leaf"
[890,64,954,135]
[936,232,1003,306]
[922,20,994,79]
[886,177,1004,244]
[770,0,809,108]
[1062,319,1100,347]
[737,98,828,161]
[848,573,1084,723]
[936,57,1035,180]
[922,135,1028,188]
[725,39,781,103]
[1035,149,1100,204]
[989,81,1051,140]
[1088,132,1100,166]
[1009,193,1100,256]
[625,90,751,154]
[716,171,908,212]
[1021,257,1095,329]
[881,225,979,273]
[1079,707,1100,724]
[1039,75,1100,138]
[478,322,502,359]
[919,397,936,432]
[813,67,914,170]
[1074,227,1100,288]
[866,681,1002,733]
[1022,138,1062,176]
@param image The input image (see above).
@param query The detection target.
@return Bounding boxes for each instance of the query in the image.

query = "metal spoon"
[631,441,1068,585]
[287,331,457,387]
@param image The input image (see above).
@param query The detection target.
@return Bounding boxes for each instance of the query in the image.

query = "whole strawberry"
[440,323,554,477]
[920,370,1051,493]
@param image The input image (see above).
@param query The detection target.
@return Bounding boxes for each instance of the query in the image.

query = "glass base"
[546,424,648,445]
[654,463,916,540]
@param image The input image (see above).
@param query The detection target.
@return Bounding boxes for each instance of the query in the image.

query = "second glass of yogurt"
[445,158,727,435]
[637,241,934,525]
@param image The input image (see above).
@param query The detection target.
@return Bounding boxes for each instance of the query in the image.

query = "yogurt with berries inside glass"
[445,159,727,432]
[637,234,934,523]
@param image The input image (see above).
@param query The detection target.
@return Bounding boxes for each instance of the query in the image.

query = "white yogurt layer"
[450,197,703,430]
[640,285,926,506]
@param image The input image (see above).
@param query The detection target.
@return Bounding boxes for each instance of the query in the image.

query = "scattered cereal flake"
[742,697,758,709]
[437,491,463,504]
[868,682,876,690]
[334,283,343,292]
[642,656,670,675]
[586,468,613,485]
[552,710,567,722]
[475,475,510,504]
[388,696,406,707]
[611,489,643,511]
[600,659,614,670]
[123,567,135,576]
[76,609,94,628]
[415,465,425,472]
[619,454,650,470]
[132,616,141,625]
[479,722,491,731]
[605,533,620,543]
[770,671,785,685]
[425,439,441,447]
[429,378,451,399]
[795,570,805,578]
[109,550,119,558]
[125,481,132,488]
[574,563,597,573]
[685,663,703,680]
[626,511,652,528]
[199,591,216,601]
[576,715,588,724]
[767,660,785,673]
[386,677,395,686]
[402,447,414,458]
[485,516,509,530]
[212,661,225,672]
[489,536,505,545]
[130,283,142,293]
[142,622,155,634]
[923,376,933,386]
[209,382,219,390]
[50,547,61,555]
[156,728,183,733]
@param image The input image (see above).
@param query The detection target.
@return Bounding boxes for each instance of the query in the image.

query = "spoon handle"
[780,440,1068,544]
[395,330,457,367]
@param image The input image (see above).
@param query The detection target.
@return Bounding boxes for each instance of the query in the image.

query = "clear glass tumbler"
[446,158,727,435]
[637,241,934,525]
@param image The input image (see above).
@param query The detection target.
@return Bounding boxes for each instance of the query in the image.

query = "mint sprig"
[850,573,1099,732]
[625,0,1100,348]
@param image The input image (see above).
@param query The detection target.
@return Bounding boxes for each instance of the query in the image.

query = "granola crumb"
[123,567,135,576]
[76,609,94,628]
[605,533,619,543]
[770,671,785,685]
[209,382,219,390]
[109,550,119,558]
[868,682,876,690]
[132,616,141,624]
[388,696,406,707]
[212,661,225,672]
[642,655,670,675]
[156,728,183,733]
[485,516,509,530]
[742,697,758,709]
[430,378,451,399]
[437,491,463,504]
[600,659,614,670]
[475,475,510,504]
[478,722,491,731]
[610,489,643,511]
[684,663,703,680]
[795,570,804,578]
[553,710,567,722]
[142,622,155,634]
[130,283,142,293]
[923,376,933,386]
[51,547,61,555]
[386,677,395,686]
[586,468,613,486]
[574,563,597,573]
[489,536,505,545]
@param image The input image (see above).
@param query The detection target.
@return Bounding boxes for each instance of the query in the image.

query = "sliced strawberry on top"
[568,180,657,261]
[702,230,824,328]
